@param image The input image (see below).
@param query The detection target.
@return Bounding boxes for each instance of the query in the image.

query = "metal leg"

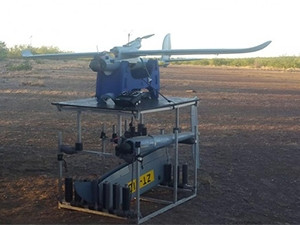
[124,119,128,132]
[139,113,144,124]
[173,129,179,203]
[117,114,122,138]
[173,108,180,202]
[58,132,63,202]
[136,144,141,223]
[191,104,199,169]
[191,104,199,194]
[175,108,180,128]
[194,124,199,194]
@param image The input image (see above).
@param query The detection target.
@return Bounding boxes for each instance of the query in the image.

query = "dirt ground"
[0,59,299,224]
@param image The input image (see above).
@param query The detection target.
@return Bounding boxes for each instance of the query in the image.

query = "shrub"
[6,61,32,71]
[0,41,9,60]
[7,45,64,58]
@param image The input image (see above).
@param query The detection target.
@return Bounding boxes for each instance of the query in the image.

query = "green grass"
[6,61,32,71]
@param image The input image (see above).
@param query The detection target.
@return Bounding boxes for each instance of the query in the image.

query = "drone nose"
[89,56,107,72]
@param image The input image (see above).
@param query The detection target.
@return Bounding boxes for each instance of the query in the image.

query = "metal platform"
[52,96,199,119]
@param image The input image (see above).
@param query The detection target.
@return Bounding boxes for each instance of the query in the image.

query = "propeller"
[141,34,155,39]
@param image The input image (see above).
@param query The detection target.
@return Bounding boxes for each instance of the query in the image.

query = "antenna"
[128,33,131,43]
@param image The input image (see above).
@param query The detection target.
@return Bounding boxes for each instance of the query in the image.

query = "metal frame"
[136,103,199,224]
[55,96,199,224]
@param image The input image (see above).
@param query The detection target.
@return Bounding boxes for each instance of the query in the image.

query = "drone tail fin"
[21,49,33,57]
[161,33,171,66]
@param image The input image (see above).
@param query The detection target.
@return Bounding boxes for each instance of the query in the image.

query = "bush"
[0,41,9,60]
[7,44,64,58]
[6,61,32,71]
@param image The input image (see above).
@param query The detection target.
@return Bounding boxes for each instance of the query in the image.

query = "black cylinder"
[163,164,172,185]
[182,164,188,186]
[137,124,147,136]
[75,142,83,151]
[92,180,99,206]
[65,178,73,202]
[138,123,148,136]
[122,186,130,211]
[113,184,120,210]
[142,127,147,136]
[137,123,144,136]
[103,182,111,210]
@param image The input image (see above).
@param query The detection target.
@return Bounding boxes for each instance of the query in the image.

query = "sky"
[1,0,300,58]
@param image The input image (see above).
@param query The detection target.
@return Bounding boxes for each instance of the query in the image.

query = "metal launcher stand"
[53,96,199,224]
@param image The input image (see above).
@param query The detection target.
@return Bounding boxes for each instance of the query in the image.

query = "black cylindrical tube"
[182,164,188,185]
[163,164,172,184]
[65,177,73,202]
[75,142,83,151]
[103,182,111,210]
[113,184,120,210]
[142,127,147,136]
[137,123,144,136]
[92,180,99,205]
[122,186,130,211]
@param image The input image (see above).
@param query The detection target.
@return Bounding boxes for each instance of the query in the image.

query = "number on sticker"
[128,170,155,193]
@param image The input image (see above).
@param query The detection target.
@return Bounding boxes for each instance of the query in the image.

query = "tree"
[0,41,8,60]
[7,44,64,58]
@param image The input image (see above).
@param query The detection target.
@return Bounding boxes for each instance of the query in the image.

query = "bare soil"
[0,60,299,224]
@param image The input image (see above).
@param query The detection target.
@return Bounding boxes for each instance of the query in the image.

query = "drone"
[22,34,271,106]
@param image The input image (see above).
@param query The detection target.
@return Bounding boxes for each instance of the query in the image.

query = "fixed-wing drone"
[22,34,271,106]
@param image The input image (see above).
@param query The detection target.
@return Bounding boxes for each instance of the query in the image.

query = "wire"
[139,58,174,103]
[63,159,68,172]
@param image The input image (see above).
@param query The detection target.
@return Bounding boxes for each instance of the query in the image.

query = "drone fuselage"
[95,59,160,102]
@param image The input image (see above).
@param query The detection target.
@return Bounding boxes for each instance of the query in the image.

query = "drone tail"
[21,49,34,57]
[161,33,171,66]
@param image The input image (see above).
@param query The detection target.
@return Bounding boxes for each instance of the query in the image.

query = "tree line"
[172,56,300,70]
[0,41,63,60]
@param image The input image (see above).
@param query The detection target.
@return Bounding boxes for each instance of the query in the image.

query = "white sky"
[1,0,300,57]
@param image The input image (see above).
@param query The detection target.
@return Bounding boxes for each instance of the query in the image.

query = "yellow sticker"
[128,169,155,193]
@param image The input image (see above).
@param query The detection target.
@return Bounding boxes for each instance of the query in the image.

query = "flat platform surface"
[52,96,199,113]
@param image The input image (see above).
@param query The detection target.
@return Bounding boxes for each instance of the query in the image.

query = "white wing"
[22,50,101,59]
[122,41,272,58]
[22,41,271,59]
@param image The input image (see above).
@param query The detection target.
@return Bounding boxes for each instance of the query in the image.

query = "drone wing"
[122,41,272,58]
[22,50,100,59]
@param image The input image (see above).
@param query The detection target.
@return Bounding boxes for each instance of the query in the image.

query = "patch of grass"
[172,56,300,70]
[21,80,45,87]
[7,61,32,71]
[34,59,44,64]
